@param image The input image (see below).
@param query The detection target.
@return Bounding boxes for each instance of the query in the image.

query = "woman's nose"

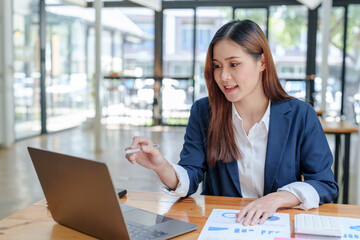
[220,67,231,82]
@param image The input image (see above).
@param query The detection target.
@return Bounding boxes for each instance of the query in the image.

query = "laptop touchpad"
[124,209,172,227]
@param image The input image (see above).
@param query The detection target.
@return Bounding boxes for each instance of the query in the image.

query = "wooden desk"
[1,191,360,239]
[320,120,359,204]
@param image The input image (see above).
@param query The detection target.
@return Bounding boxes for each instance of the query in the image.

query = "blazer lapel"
[225,160,242,196]
[263,101,292,195]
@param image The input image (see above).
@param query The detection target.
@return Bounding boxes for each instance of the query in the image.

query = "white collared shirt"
[158,101,319,210]
[233,102,269,198]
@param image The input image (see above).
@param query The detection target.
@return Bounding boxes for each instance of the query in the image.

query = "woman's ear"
[258,53,266,71]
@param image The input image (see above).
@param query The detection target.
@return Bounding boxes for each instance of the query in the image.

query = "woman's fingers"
[131,136,152,149]
[258,212,270,225]
[236,207,250,224]
[141,144,160,155]
[125,152,137,164]
[242,209,255,226]
[236,210,245,223]
[125,137,164,171]
[236,195,280,226]
[237,208,271,226]
[250,210,265,226]
[125,136,152,162]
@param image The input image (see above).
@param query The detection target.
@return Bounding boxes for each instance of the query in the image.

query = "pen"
[124,144,160,154]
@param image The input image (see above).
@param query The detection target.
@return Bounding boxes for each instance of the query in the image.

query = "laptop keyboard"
[127,221,167,240]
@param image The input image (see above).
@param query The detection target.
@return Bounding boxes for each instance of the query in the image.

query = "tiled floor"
[0,125,186,220]
[0,125,359,220]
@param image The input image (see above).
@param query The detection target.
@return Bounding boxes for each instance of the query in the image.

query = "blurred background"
[1,0,360,219]
[5,0,360,138]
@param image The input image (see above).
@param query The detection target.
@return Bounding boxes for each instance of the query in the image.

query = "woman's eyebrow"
[213,56,242,61]
[225,56,242,60]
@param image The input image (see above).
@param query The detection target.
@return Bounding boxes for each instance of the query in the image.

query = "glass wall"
[269,5,308,100]
[119,8,154,77]
[316,6,345,119]
[163,9,194,78]
[45,3,89,132]
[13,0,41,139]
[112,32,123,74]
[11,2,360,131]
[12,2,156,134]
[99,8,155,126]
[345,4,360,124]
[234,8,267,34]
[316,4,360,123]
[162,9,195,125]
[195,7,232,100]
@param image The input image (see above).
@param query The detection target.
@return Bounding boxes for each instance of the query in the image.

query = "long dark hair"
[205,20,293,168]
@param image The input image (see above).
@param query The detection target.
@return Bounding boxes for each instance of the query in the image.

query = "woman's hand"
[125,136,166,171]
[125,136,179,190]
[236,191,300,226]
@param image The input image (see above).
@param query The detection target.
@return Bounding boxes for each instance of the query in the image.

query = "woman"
[125,20,338,226]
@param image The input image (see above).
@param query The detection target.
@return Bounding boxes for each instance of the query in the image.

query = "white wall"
[0,0,14,147]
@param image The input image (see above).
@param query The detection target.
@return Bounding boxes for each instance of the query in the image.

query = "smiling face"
[212,39,266,105]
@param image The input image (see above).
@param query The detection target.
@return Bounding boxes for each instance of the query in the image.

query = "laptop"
[28,147,197,240]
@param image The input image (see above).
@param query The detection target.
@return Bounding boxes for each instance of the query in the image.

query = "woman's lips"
[224,85,238,93]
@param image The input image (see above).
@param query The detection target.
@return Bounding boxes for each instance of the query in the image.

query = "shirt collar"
[232,100,271,132]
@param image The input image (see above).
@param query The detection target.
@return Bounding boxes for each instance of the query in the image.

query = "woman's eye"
[230,63,239,67]
[213,64,221,68]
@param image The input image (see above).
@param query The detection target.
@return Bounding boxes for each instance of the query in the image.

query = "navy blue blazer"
[178,97,338,204]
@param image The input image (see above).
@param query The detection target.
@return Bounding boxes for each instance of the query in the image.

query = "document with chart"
[198,209,290,240]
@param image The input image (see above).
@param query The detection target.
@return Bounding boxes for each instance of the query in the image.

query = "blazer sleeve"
[300,106,338,204]
[177,99,209,196]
